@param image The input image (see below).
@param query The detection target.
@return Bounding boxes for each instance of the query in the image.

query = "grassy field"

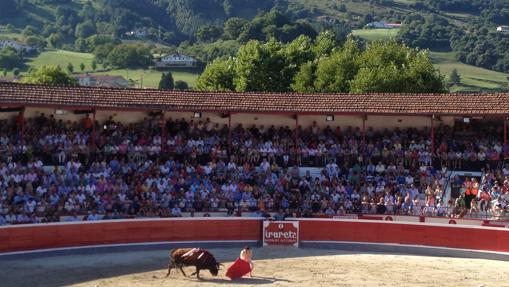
[430,52,509,92]
[94,69,199,88]
[23,50,200,88]
[27,50,95,72]
[352,29,399,41]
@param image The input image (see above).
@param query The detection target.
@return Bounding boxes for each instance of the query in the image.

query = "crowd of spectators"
[0,112,508,225]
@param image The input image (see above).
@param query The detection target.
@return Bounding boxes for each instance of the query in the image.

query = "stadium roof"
[0,82,508,116]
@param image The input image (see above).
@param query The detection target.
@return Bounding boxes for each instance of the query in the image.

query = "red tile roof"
[0,82,508,116]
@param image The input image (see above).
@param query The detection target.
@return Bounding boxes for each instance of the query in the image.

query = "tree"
[349,41,446,93]
[25,36,47,50]
[233,40,289,92]
[93,43,116,64]
[80,62,85,72]
[175,80,189,90]
[198,37,446,93]
[21,66,77,86]
[67,62,74,73]
[223,17,249,40]
[196,25,223,42]
[291,61,316,93]
[91,60,97,71]
[451,24,509,73]
[397,14,454,50]
[22,26,39,38]
[158,72,174,90]
[82,35,117,53]
[449,68,461,85]
[0,47,24,70]
[197,57,235,91]
[106,44,152,69]
[13,68,20,77]
[74,38,87,52]
[75,21,96,39]
[163,32,177,44]
[312,31,337,58]
[47,33,63,49]
[314,38,360,92]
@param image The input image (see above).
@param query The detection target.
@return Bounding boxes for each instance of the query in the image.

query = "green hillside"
[431,52,509,93]
[352,29,399,41]
[353,29,509,92]
[1,0,508,92]
[23,50,199,88]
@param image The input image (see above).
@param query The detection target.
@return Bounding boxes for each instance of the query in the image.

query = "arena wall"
[2,219,509,256]
[298,219,509,253]
[0,218,262,253]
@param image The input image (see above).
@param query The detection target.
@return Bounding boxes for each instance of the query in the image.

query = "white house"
[365,22,402,29]
[0,39,33,52]
[496,26,509,32]
[125,28,148,38]
[72,74,129,88]
[155,54,197,68]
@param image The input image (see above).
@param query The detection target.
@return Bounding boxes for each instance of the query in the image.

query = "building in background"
[496,26,509,32]
[72,74,129,88]
[125,28,148,38]
[0,39,33,52]
[365,21,402,29]
[155,54,197,68]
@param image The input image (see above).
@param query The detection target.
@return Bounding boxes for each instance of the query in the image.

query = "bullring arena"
[2,218,509,287]
[1,83,509,286]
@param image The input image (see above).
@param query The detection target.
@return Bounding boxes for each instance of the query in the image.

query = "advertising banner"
[263,221,299,247]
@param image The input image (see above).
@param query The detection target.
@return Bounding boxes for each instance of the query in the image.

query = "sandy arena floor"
[2,247,508,287]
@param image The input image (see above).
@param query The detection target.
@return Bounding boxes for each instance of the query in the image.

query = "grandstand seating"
[0,109,508,225]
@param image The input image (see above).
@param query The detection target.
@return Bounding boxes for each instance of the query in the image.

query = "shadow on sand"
[191,275,292,285]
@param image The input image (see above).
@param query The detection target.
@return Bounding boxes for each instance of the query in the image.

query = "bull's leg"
[188,267,200,279]
[178,265,187,277]
[166,262,174,277]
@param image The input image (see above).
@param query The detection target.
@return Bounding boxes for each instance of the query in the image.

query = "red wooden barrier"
[299,220,509,253]
[2,219,509,254]
[0,219,263,253]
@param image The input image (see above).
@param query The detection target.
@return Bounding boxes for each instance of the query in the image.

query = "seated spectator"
[171,205,182,217]
[87,210,102,221]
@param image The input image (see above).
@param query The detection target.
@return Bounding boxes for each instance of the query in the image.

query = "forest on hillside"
[1,0,509,75]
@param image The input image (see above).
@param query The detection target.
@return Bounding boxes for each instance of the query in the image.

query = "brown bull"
[166,248,221,279]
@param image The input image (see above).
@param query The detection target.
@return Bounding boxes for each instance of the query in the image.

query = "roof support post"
[92,110,96,148]
[361,114,366,158]
[431,115,435,157]
[19,109,25,145]
[228,113,232,156]
[294,114,299,151]
[161,113,166,143]
[504,116,507,157]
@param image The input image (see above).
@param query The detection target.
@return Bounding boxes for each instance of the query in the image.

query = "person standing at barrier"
[464,178,474,209]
